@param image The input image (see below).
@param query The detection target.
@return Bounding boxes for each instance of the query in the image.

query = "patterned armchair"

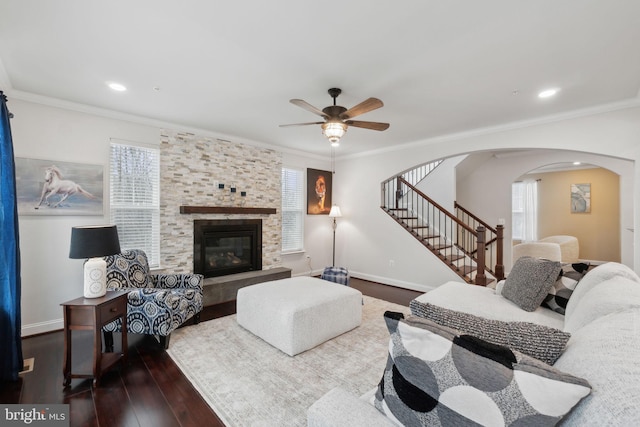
[102,249,203,349]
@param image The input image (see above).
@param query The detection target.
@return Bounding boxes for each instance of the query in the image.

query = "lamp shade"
[69,225,121,259]
[329,205,342,218]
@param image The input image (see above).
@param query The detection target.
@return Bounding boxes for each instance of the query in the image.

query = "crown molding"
[343,96,640,161]
[6,87,638,164]
[6,89,331,162]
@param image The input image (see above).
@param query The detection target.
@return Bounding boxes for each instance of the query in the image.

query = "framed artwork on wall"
[15,157,104,215]
[571,183,591,213]
[307,168,332,215]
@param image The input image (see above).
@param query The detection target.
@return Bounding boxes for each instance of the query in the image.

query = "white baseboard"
[292,269,323,277]
[348,271,436,294]
[292,269,435,294]
[22,318,63,337]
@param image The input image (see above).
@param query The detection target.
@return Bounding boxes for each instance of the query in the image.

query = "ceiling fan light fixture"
[322,122,347,146]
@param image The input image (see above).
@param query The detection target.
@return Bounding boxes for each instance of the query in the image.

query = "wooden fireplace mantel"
[179,206,277,215]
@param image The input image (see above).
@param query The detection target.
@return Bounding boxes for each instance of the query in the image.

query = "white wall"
[334,105,640,291]
[280,151,332,276]
[11,99,160,336]
[417,155,466,211]
[455,150,634,269]
[11,99,329,336]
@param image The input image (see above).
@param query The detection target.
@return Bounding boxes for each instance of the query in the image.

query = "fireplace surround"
[193,219,262,278]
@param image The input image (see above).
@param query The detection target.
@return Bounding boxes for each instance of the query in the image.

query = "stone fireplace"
[193,219,262,278]
[158,129,282,275]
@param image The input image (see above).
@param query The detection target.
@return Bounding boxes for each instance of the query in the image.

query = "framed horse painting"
[15,157,104,215]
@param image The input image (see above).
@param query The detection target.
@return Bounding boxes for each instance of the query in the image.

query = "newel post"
[495,224,505,281]
[475,226,487,286]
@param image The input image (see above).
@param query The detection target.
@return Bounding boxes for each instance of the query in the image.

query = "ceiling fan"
[280,88,390,146]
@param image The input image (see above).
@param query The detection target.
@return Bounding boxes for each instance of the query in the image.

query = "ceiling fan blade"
[279,121,325,128]
[290,99,329,118]
[345,120,390,131]
[340,98,384,119]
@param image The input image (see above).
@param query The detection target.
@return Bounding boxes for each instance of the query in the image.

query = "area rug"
[166,295,410,426]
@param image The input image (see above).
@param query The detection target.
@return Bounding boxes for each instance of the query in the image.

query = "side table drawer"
[68,307,95,326]
[100,298,126,322]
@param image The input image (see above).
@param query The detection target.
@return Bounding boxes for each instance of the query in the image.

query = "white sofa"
[308,262,640,426]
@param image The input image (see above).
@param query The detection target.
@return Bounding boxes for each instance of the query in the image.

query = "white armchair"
[539,235,579,263]
[512,242,562,263]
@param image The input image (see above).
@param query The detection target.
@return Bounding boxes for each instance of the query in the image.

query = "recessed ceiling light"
[538,88,559,98]
[107,82,127,92]
[573,161,581,166]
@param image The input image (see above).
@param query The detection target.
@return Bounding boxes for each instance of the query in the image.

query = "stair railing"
[400,159,443,186]
[455,202,505,281]
[381,175,499,285]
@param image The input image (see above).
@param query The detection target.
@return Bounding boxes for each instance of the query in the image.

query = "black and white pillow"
[409,300,570,364]
[541,262,590,314]
[373,311,591,427]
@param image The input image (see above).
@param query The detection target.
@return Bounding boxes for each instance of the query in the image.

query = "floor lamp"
[329,205,342,266]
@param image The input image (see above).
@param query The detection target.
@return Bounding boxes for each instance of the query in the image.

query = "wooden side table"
[61,291,128,387]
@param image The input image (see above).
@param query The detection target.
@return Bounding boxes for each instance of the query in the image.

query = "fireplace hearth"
[194,219,262,278]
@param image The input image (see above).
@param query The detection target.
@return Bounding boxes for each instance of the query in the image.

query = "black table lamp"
[69,225,121,298]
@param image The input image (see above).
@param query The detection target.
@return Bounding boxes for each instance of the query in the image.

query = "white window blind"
[281,167,304,252]
[110,143,161,267]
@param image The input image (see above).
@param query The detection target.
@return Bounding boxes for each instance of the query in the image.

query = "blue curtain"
[0,91,23,382]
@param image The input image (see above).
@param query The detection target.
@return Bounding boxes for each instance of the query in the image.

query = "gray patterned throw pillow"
[503,256,562,311]
[374,312,591,427]
[409,300,570,364]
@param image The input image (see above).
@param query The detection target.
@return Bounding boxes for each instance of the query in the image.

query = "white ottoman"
[236,276,363,356]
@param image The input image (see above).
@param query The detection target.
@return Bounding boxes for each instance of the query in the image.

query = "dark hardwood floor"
[0,278,422,427]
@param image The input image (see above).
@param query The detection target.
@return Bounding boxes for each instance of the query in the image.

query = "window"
[110,143,160,267]
[512,180,538,242]
[512,182,524,241]
[281,167,304,252]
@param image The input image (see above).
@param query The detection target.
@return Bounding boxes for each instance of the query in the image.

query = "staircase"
[381,163,504,285]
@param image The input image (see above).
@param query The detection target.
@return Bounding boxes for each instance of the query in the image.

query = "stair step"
[382,202,499,288]
[457,265,477,275]
[432,243,452,250]
[422,234,440,240]
[444,254,465,262]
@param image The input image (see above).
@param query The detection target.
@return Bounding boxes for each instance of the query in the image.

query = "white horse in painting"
[35,166,95,209]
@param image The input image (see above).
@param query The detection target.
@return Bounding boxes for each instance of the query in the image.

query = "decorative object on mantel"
[216,182,248,206]
[329,205,342,266]
[69,225,121,298]
[179,206,276,215]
